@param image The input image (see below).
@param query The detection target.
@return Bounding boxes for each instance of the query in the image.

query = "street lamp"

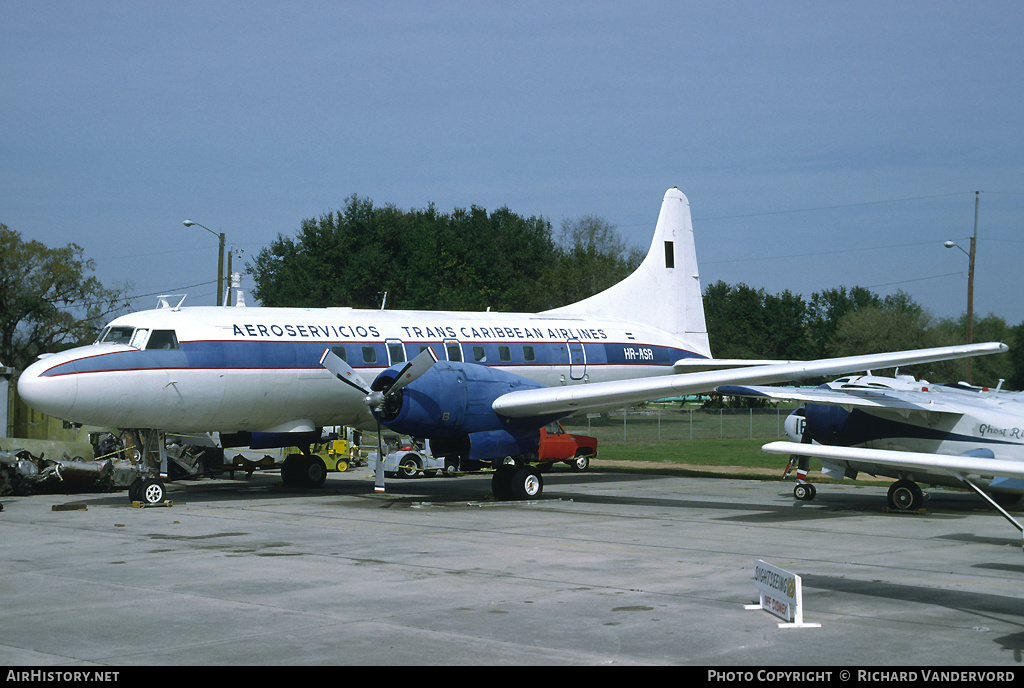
[943,191,979,384]
[183,220,226,307]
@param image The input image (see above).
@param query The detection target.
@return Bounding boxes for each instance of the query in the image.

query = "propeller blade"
[382,346,439,397]
[320,348,371,394]
[374,422,386,493]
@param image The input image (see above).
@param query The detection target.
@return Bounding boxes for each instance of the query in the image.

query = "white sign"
[746,560,820,628]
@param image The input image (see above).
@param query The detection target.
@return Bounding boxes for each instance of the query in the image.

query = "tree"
[0,224,130,374]
[703,281,811,360]
[249,196,558,312]
[544,215,644,307]
[829,292,932,357]
[929,313,1017,388]
[805,286,882,359]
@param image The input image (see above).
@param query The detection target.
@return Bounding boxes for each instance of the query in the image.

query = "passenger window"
[498,346,511,362]
[146,330,179,350]
[362,346,377,364]
[388,342,405,364]
[445,342,462,362]
[331,346,348,362]
[523,345,535,362]
[472,345,486,362]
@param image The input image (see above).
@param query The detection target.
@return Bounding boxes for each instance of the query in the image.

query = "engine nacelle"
[370,361,563,443]
[784,408,806,442]
[430,428,541,465]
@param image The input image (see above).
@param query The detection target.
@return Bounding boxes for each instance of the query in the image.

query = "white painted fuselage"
[20,306,700,433]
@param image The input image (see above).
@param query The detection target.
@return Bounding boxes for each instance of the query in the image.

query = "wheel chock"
[131,497,173,507]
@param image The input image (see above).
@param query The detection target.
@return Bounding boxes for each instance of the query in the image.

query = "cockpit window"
[146,330,179,350]
[102,327,135,345]
[129,329,150,349]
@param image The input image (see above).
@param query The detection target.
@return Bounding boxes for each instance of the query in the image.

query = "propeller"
[320,346,439,493]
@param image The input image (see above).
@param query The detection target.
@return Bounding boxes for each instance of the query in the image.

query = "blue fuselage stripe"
[42,340,702,376]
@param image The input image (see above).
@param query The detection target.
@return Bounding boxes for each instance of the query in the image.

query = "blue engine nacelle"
[803,403,947,447]
[369,361,564,463]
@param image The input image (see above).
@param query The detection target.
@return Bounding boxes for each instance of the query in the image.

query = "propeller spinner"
[320,346,439,492]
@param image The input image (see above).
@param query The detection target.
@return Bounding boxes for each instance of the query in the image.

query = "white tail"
[545,187,711,358]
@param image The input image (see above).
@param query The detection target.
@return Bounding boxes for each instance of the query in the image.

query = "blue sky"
[3,1,1023,328]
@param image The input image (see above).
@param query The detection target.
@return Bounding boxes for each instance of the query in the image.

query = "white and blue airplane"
[719,374,1024,547]
[18,188,1007,504]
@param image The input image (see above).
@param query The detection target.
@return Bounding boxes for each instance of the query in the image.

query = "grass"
[596,438,779,469]
[586,437,897,486]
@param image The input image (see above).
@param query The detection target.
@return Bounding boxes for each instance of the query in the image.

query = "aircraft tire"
[302,456,327,488]
[139,478,166,506]
[491,466,514,501]
[510,466,543,500]
[888,480,923,511]
[793,483,816,500]
[282,454,327,488]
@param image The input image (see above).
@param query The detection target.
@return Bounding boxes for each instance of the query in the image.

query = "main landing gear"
[491,464,543,501]
[281,453,328,489]
[793,482,816,501]
[128,476,168,506]
[887,479,924,511]
[788,453,816,501]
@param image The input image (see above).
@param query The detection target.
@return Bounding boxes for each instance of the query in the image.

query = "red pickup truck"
[537,423,598,471]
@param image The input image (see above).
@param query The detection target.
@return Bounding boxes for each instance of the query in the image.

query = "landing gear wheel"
[793,483,816,500]
[888,479,923,511]
[282,454,327,488]
[511,466,543,500]
[138,478,166,505]
[302,455,327,488]
[492,466,515,501]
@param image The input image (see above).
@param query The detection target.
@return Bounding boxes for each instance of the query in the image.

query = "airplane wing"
[762,440,1024,481]
[492,341,1007,418]
[714,383,968,414]
[673,358,793,372]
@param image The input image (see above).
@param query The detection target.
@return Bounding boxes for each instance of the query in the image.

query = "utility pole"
[966,191,978,385]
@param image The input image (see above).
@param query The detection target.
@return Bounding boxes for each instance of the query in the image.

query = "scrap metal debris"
[0,448,118,496]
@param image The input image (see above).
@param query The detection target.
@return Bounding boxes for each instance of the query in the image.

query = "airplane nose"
[18,355,79,420]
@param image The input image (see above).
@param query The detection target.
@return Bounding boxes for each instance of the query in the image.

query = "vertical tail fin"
[546,187,711,358]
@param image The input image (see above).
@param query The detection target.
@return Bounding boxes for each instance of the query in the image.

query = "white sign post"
[745,560,820,628]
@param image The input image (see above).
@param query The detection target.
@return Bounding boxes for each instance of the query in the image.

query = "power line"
[614,191,979,228]
[865,271,965,289]
[695,192,975,222]
[702,240,938,265]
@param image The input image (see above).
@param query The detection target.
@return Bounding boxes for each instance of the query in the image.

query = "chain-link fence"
[558,406,800,442]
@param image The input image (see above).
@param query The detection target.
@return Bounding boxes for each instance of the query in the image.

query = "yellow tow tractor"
[309,433,367,473]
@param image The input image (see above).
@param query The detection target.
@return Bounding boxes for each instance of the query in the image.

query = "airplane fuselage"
[797,384,1024,491]
[20,305,704,434]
